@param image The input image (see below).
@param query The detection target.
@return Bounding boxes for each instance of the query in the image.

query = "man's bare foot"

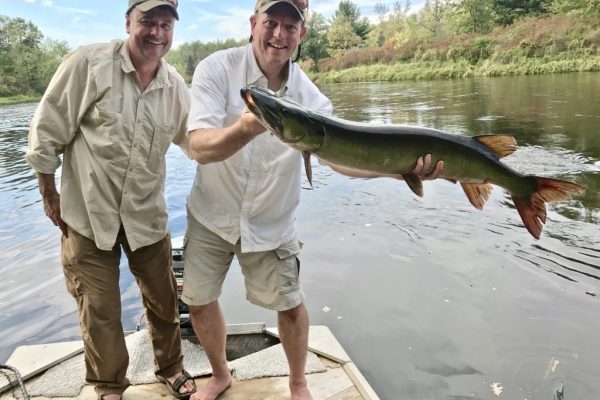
[166,370,196,397]
[190,374,232,400]
[100,395,121,400]
[290,381,313,400]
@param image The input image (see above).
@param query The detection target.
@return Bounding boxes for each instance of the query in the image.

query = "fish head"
[241,85,323,151]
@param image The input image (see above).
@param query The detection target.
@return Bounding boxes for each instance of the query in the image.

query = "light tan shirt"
[27,39,190,251]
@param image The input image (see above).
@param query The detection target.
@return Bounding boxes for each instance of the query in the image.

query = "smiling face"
[250,3,307,78]
[126,7,175,68]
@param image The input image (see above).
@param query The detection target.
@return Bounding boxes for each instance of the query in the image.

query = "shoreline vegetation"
[2,2,599,106]
[0,95,40,106]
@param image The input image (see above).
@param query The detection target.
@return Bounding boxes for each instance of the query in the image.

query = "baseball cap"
[254,0,308,21]
[127,0,179,20]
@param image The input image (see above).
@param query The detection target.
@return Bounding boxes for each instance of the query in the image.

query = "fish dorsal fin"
[401,173,424,197]
[302,151,313,188]
[460,182,493,210]
[473,135,517,158]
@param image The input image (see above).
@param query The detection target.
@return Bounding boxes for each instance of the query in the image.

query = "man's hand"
[239,107,267,137]
[412,154,444,180]
[37,173,68,237]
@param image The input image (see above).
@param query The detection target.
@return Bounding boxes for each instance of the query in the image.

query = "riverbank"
[0,95,40,106]
[307,55,600,83]
[304,14,600,83]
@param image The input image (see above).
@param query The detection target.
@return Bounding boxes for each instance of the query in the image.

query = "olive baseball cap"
[127,0,179,20]
[254,0,308,21]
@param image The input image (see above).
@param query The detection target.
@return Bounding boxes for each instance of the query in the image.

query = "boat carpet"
[1,329,325,398]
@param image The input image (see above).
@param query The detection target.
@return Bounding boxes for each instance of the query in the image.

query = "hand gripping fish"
[241,85,584,239]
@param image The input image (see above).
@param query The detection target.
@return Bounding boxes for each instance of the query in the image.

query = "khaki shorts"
[181,214,305,311]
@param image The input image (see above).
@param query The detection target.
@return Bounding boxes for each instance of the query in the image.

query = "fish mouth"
[243,89,256,108]
[241,86,284,137]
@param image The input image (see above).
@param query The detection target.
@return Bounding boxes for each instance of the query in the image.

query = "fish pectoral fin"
[473,135,517,158]
[460,182,493,210]
[302,151,313,188]
[401,173,424,197]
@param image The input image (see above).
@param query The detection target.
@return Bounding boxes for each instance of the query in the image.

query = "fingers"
[413,155,425,175]
[426,160,444,180]
[413,154,444,180]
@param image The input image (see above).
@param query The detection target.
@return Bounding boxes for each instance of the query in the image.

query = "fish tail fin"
[512,177,584,239]
[461,182,493,210]
[473,135,517,158]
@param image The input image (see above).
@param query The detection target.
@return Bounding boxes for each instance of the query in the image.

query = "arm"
[37,173,68,237]
[188,107,265,164]
[322,154,445,180]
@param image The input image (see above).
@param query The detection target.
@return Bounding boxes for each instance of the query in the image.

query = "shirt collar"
[246,44,290,95]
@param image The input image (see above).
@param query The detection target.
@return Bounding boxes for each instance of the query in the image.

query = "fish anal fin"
[512,176,584,239]
[512,196,545,240]
[473,135,517,158]
[302,151,313,188]
[460,182,493,210]
[402,173,424,197]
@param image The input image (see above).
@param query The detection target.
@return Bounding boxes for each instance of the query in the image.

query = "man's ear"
[299,24,308,40]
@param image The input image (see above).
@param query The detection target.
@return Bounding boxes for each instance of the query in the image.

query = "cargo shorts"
[181,213,305,312]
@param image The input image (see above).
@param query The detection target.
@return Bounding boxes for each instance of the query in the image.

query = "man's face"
[250,4,307,72]
[126,7,175,64]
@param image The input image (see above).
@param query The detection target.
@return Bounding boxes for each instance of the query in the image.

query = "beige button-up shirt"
[187,44,333,253]
[27,39,190,251]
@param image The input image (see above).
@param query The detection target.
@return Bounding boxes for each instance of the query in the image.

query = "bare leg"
[189,301,232,400]
[278,303,313,400]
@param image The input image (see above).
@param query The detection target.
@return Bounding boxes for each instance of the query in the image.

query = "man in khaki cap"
[27,1,195,399]
[183,1,443,399]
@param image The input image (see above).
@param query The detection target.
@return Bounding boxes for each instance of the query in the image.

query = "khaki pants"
[61,227,182,396]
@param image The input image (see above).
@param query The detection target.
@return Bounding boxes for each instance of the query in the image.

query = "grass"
[0,95,40,106]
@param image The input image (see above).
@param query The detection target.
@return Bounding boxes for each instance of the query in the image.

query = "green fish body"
[242,85,584,239]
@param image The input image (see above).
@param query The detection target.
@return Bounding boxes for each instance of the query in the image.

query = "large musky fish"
[241,85,584,239]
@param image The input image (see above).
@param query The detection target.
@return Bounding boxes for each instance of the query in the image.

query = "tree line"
[2,0,599,97]
[0,16,69,97]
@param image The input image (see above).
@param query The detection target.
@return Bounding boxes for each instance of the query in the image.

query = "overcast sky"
[0,0,422,49]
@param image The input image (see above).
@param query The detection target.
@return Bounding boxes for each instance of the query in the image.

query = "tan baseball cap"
[127,0,179,20]
[254,0,308,21]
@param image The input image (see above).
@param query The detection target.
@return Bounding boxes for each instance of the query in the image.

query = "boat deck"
[1,324,379,400]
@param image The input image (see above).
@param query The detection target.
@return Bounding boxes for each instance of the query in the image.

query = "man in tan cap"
[183,1,443,399]
[27,1,195,399]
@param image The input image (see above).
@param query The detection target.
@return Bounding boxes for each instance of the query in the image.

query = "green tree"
[302,12,329,71]
[0,17,45,95]
[332,1,372,40]
[38,38,70,92]
[449,0,497,34]
[547,0,588,13]
[418,0,449,39]
[493,0,547,25]
[327,15,362,56]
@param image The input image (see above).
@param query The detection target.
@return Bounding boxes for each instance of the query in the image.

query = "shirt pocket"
[148,123,175,170]
[92,110,126,161]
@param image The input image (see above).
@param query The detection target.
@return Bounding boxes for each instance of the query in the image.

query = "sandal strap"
[171,369,193,392]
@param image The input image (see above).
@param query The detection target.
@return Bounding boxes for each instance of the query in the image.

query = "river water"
[1,73,599,399]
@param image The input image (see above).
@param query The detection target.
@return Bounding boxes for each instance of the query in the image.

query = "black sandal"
[156,370,196,400]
